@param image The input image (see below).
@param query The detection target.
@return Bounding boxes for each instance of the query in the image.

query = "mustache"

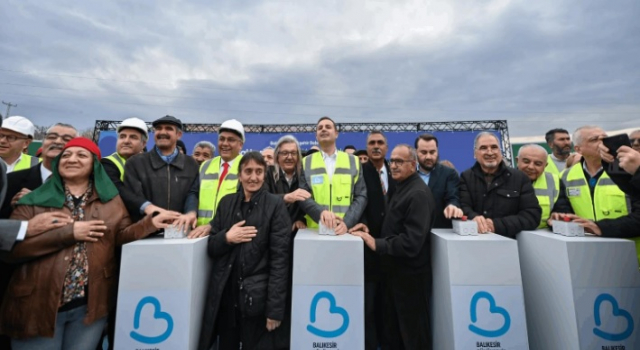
[47,144,64,151]
[371,148,381,154]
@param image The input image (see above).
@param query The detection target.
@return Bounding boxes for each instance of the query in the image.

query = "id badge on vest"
[311,175,324,185]
[568,187,581,197]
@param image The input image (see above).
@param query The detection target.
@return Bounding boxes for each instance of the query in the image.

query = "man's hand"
[73,220,107,243]
[188,224,212,239]
[225,220,258,244]
[266,318,281,332]
[174,211,197,232]
[283,189,312,203]
[348,223,369,233]
[350,230,376,251]
[26,212,73,237]
[144,204,167,216]
[547,212,579,227]
[617,146,640,175]
[572,218,602,236]
[334,220,348,235]
[11,188,31,206]
[443,205,463,219]
[598,143,615,163]
[473,216,490,234]
[292,220,307,231]
[320,210,337,230]
[486,218,495,233]
[151,211,182,230]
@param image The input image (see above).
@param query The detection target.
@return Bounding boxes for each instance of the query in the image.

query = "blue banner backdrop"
[98,130,501,172]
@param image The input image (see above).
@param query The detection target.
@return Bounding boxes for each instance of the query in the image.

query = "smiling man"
[351,144,434,350]
[516,144,559,228]
[102,118,148,190]
[123,115,199,226]
[299,116,367,235]
[189,119,245,238]
[459,132,541,237]
[0,123,77,219]
[0,116,38,173]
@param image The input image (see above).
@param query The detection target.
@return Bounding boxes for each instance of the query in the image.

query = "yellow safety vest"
[104,152,126,181]
[197,155,242,226]
[544,154,561,177]
[561,164,639,265]
[12,154,41,172]
[533,172,559,229]
[302,151,360,228]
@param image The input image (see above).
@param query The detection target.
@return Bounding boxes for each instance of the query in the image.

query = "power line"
[2,100,17,117]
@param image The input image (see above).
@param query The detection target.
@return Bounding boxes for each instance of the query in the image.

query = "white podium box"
[114,236,211,350]
[291,229,365,350]
[432,229,529,349]
[518,230,640,350]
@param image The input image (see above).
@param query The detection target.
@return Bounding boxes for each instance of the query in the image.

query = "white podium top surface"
[520,229,633,243]
[432,228,514,241]
[295,228,363,242]
[124,235,208,246]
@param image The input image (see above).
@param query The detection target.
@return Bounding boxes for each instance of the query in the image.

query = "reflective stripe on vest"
[544,154,560,177]
[561,164,630,221]
[197,155,242,226]
[533,172,559,229]
[303,151,359,228]
[104,152,126,181]
[13,154,41,172]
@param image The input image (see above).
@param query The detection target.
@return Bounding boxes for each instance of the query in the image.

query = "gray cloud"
[0,0,638,137]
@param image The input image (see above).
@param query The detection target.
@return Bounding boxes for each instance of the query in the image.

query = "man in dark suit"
[0,123,77,218]
[415,134,463,228]
[350,131,396,350]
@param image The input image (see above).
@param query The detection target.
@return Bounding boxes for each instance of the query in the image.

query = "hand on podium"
[350,230,376,251]
[189,223,211,239]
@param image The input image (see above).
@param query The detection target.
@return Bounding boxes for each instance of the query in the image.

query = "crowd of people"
[0,112,639,350]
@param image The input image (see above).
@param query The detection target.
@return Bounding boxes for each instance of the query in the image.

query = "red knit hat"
[62,137,102,159]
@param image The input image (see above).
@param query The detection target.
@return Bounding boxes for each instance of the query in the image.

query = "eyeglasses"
[389,158,414,166]
[219,136,240,144]
[631,138,640,144]
[0,133,29,143]
[278,151,298,158]
[45,133,75,143]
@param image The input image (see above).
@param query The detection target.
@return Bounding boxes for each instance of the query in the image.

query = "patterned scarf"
[60,181,93,307]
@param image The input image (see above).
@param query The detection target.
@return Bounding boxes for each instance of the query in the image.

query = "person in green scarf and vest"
[0,137,179,349]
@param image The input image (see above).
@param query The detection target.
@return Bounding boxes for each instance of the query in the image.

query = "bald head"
[517,144,548,181]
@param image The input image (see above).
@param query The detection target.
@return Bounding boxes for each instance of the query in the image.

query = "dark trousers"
[383,272,432,350]
[365,280,386,350]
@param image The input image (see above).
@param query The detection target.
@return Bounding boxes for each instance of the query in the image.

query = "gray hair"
[394,144,418,163]
[193,141,215,154]
[573,125,600,146]
[261,146,274,152]
[46,123,77,135]
[273,135,303,181]
[517,144,548,158]
[629,129,640,136]
[474,132,500,149]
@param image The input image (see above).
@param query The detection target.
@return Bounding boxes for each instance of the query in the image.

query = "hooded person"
[0,137,179,349]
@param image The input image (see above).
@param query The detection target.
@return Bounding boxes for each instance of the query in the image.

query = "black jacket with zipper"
[122,149,199,221]
[198,188,291,350]
[460,162,541,238]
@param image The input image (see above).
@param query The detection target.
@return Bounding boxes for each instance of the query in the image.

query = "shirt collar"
[321,150,337,160]
[155,146,179,164]
[40,163,52,183]
[582,159,603,177]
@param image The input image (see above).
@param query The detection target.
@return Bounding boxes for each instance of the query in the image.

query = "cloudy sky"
[1,0,638,137]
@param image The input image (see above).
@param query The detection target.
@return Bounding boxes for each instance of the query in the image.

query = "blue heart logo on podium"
[468,291,511,337]
[130,296,174,344]
[307,291,350,338]
[592,293,634,341]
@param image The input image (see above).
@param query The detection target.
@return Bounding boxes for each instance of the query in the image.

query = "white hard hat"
[117,118,149,139]
[1,116,35,138]
[219,119,245,142]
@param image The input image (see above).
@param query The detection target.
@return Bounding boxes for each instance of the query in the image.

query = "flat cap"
[152,115,183,129]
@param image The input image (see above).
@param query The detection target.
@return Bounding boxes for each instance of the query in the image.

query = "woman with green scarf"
[0,137,179,350]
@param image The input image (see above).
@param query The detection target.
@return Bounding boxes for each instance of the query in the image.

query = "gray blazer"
[0,161,21,252]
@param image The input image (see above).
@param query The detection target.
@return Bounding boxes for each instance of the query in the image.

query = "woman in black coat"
[198,152,292,350]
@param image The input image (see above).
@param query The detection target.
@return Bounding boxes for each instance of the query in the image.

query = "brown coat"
[0,192,156,339]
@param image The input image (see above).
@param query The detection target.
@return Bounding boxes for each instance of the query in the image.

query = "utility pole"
[2,101,17,118]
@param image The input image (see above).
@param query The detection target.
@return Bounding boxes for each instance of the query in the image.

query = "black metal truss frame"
[93,119,512,162]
